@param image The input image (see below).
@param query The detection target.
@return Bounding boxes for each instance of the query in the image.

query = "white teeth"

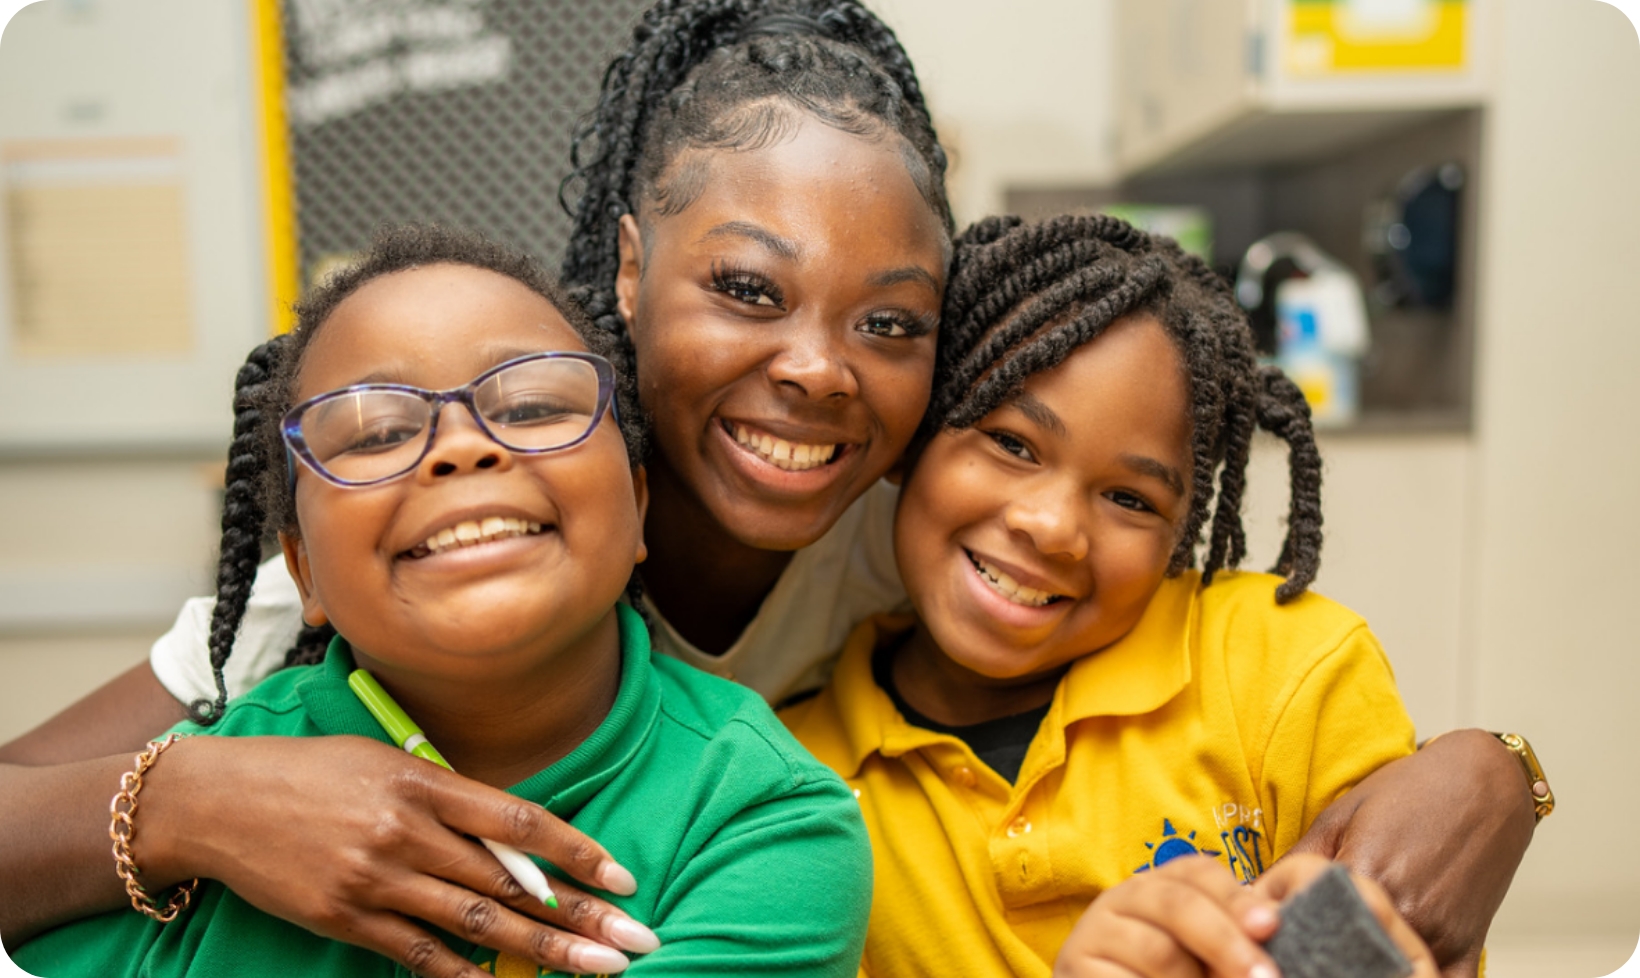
[730,423,838,472]
[970,553,1061,607]
[416,517,543,557]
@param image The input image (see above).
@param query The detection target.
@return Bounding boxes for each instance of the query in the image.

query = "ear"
[630,464,650,566]
[615,214,644,329]
[279,531,329,628]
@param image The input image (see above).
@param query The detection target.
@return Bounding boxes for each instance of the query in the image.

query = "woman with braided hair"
[780,214,1447,976]
[4,2,1534,975]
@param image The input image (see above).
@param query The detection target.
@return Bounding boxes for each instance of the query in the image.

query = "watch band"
[1493,732,1554,823]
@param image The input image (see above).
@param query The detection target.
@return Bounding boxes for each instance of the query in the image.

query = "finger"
[417,768,636,895]
[1059,906,1206,978]
[1346,873,1442,978]
[384,823,659,954]
[1101,872,1275,978]
[1149,857,1281,941]
[1249,852,1336,903]
[385,874,637,975]
[345,912,512,978]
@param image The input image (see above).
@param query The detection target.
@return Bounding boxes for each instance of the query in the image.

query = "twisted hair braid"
[559,0,949,454]
[929,214,1325,603]
[191,336,287,724]
[200,225,648,709]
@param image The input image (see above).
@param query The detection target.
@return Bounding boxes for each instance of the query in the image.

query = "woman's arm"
[0,690,657,978]
[1286,728,1537,978]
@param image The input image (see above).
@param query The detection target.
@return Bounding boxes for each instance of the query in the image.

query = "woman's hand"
[1283,728,1536,977]
[1253,854,1440,978]
[114,735,655,978]
[1052,855,1282,978]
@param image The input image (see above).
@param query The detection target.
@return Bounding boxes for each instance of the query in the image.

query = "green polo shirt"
[15,604,871,978]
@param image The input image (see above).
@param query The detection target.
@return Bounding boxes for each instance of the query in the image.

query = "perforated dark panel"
[280,0,650,281]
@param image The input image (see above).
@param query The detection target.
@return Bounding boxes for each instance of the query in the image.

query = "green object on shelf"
[1102,204,1214,262]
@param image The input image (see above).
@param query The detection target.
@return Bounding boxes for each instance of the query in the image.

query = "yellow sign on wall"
[1287,0,1468,75]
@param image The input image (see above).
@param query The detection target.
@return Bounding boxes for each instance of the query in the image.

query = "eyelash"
[710,262,784,309]
[1106,490,1156,514]
[859,310,934,339]
[984,428,1036,463]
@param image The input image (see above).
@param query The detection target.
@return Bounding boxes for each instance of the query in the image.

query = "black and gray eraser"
[1263,864,1414,978]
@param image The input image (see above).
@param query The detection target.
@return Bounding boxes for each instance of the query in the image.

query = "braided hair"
[928,214,1324,604]
[192,224,645,723]
[558,0,951,455]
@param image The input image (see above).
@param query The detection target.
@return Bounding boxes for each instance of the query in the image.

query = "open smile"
[726,421,843,472]
[966,549,1068,608]
[402,516,548,559]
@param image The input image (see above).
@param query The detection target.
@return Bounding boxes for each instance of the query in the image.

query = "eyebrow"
[345,345,561,388]
[700,221,801,261]
[1122,454,1186,497]
[869,265,941,294]
[1012,392,1066,438]
[1010,392,1185,495]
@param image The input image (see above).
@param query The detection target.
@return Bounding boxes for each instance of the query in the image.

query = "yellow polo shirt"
[781,570,1415,978]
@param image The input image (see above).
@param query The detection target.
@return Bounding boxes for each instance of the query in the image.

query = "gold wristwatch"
[1493,732,1554,823]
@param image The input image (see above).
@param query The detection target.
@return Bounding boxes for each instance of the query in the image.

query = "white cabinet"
[1115,0,1493,175]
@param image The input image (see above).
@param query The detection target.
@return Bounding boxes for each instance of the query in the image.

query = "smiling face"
[282,263,647,684]
[894,313,1193,691]
[615,111,948,551]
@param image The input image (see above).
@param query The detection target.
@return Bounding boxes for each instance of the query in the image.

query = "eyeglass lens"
[299,357,603,484]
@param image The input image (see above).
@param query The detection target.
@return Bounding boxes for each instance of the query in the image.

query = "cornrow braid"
[191,336,288,724]
[930,214,1325,603]
[199,225,648,712]
[559,0,949,453]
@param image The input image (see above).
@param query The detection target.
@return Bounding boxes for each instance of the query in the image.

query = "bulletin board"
[268,0,651,318]
[0,0,271,452]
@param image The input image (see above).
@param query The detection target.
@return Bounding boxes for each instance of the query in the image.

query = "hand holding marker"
[348,669,559,908]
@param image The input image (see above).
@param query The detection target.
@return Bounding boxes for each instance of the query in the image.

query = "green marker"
[348,669,559,908]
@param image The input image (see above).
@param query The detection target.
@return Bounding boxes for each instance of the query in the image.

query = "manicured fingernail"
[1245,905,1279,931]
[576,943,631,974]
[1250,963,1279,978]
[600,862,638,896]
[608,916,661,954]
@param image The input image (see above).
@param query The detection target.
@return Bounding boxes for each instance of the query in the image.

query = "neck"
[891,623,1068,727]
[351,608,624,788]
[639,456,795,655]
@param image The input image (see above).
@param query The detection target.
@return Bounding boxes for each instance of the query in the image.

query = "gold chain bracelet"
[109,733,200,922]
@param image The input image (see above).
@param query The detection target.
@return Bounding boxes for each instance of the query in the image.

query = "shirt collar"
[798,574,1201,778]
[295,603,660,814]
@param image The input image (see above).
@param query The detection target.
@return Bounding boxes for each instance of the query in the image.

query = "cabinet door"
[1116,0,1257,172]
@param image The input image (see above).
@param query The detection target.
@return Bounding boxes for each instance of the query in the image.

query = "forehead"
[650,113,949,268]
[1012,312,1190,451]
[298,264,588,396]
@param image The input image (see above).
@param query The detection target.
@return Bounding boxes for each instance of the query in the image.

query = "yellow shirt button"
[1006,817,1032,838]
[953,766,976,788]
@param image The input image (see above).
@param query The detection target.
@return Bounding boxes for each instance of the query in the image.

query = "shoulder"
[649,655,857,801]
[172,663,322,739]
[1196,571,1382,675]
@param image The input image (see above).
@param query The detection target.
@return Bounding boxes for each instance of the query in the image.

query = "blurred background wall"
[0,0,1634,973]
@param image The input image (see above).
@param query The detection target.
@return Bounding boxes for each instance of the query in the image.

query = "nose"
[1002,481,1091,562]
[766,317,858,401]
[416,403,513,481]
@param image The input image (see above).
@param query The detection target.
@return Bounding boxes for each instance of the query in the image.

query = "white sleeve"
[148,556,306,705]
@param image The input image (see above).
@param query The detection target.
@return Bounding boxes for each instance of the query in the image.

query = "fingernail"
[1245,905,1280,931]
[576,944,632,974]
[608,916,661,954]
[1250,963,1279,978]
[600,862,638,896]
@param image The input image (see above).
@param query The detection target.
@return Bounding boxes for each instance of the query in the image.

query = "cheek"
[860,344,936,445]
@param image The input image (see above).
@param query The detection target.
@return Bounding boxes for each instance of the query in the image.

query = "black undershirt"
[871,644,1050,785]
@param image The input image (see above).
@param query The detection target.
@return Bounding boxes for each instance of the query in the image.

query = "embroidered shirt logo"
[1133,818,1223,874]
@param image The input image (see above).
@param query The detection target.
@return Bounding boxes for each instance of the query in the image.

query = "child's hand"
[1254,854,1441,978]
[1052,855,1281,978]
[148,735,658,978]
